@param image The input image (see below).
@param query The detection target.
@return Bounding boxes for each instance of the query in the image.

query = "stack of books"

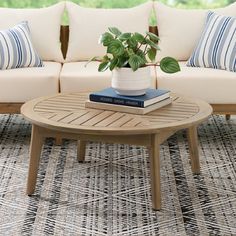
[85,88,171,115]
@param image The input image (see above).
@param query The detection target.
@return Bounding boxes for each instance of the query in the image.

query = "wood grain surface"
[21,93,212,135]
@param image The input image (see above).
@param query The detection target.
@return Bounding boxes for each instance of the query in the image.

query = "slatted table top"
[21,93,212,135]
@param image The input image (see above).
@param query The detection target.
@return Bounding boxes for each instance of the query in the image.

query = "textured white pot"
[111,66,151,96]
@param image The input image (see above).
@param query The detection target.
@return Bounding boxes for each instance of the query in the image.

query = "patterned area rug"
[0,114,235,236]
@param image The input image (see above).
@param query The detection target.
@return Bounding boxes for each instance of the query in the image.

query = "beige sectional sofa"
[0,3,64,112]
[153,2,236,115]
[0,1,235,116]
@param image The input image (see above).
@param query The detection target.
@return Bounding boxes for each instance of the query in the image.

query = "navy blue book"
[89,88,170,108]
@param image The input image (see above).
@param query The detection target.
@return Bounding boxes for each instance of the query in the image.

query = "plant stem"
[136,35,148,52]
[84,58,102,67]
[146,62,160,66]
[143,44,148,55]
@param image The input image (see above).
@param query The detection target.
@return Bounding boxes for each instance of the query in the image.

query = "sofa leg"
[55,137,62,145]
[226,114,231,120]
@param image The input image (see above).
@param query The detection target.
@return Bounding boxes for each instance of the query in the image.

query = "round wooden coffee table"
[21,93,212,210]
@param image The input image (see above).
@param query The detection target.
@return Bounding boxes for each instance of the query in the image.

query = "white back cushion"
[154,2,236,61]
[66,1,152,62]
[0,2,65,62]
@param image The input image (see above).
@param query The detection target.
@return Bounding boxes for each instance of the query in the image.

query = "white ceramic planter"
[111,66,151,96]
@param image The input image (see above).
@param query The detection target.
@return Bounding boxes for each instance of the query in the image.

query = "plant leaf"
[136,49,147,64]
[127,37,138,49]
[109,58,119,71]
[160,57,180,73]
[108,27,122,36]
[119,33,132,41]
[127,48,135,56]
[147,48,156,62]
[85,56,100,67]
[98,61,110,72]
[145,38,160,50]
[146,31,160,42]
[99,32,114,46]
[107,40,125,56]
[103,55,112,61]
[117,56,128,67]
[133,32,145,43]
[128,55,145,71]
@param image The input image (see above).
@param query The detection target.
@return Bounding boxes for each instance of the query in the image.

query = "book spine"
[89,94,144,107]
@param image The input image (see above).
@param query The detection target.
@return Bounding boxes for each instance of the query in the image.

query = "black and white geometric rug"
[0,114,235,236]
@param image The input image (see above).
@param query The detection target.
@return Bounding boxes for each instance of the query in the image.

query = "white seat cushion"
[154,2,236,61]
[0,3,65,62]
[65,1,152,62]
[156,62,236,104]
[0,62,61,102]
[60,62,157,93]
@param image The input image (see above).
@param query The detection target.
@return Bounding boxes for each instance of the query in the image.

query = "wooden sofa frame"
[0,26,233,119]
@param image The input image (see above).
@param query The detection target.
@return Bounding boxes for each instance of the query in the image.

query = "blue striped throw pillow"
[0,21,43,70]
[187,11,236,72]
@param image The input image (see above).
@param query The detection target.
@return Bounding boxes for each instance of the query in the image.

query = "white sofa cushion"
[0,61,61,102]
[0,2,65,62]
[60,62,156,93]
[65,1,152,62]
[154,2,236,61]
[155,62,236,104]
[0,22,43,70]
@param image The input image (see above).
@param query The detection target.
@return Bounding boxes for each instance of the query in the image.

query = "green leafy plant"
[90,27,180,73]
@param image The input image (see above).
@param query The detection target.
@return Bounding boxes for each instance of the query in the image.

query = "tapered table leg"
[27,125,44,195]
[187,126,200,174]
[77,140,86,162]
[149,134,161,210]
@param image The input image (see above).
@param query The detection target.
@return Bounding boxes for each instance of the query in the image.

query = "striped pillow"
[187,11,236,72]
[0,22,43,70]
